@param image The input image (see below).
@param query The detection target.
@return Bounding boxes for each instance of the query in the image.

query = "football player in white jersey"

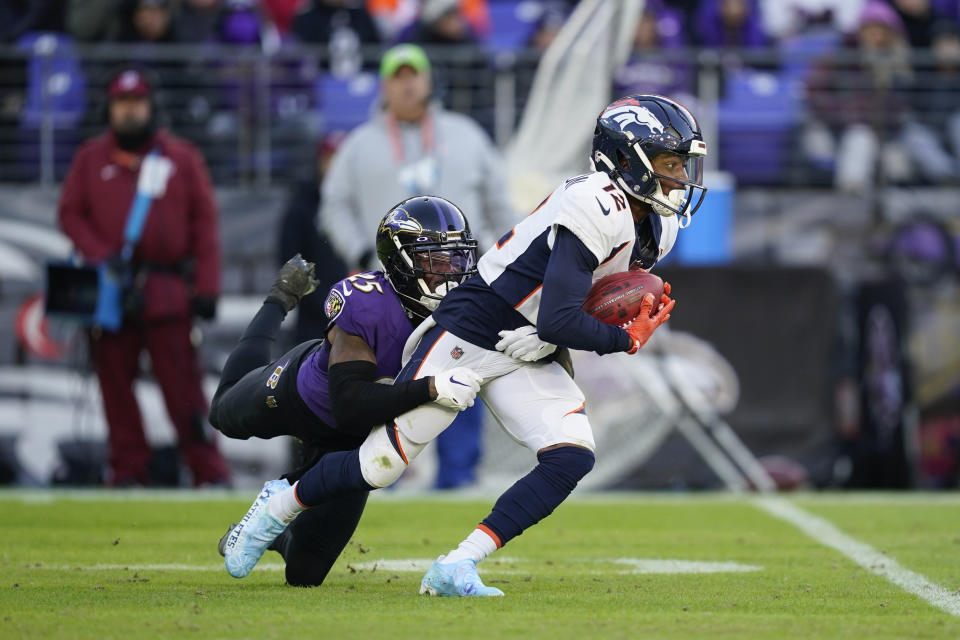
[223,94,708,596]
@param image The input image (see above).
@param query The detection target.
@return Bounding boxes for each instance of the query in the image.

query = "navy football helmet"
[592,94,708,227]
[376,196,478,320]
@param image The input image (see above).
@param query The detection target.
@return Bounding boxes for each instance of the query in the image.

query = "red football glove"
[623,288,675,354]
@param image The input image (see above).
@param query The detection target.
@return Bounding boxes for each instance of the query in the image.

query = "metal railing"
[2,36,959,190]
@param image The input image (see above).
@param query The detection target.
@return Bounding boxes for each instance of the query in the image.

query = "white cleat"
[419,555,504,597]
[223,479,290,578]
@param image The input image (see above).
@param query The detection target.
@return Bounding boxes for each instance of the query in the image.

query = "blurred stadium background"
[1,0,959,492]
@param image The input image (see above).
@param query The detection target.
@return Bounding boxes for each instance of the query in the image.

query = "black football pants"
[210,300,369,587]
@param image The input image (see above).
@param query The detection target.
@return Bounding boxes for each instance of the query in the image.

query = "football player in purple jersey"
[211,195,480,586]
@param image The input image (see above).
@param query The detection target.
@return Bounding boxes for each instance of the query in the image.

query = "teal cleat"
[419,555,504,597]
[223,479,290,578]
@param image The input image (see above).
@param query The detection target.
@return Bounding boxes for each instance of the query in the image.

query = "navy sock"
[295,449,374,507]
[480,446,595,547]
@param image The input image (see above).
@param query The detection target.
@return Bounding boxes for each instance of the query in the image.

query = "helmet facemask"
[376,195,478,321]
[390,238,477,314]
[595,140,707,229]
[632,142,707,229]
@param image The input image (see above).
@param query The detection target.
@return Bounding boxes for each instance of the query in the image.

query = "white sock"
[443,527,499,564]
[266,481,306,524]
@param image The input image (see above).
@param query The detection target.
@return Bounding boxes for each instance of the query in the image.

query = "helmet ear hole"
[615,149,630,171]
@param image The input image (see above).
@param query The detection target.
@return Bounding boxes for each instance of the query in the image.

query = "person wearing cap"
[397,0,492,128]
[320,43,515,489]
[58,67,231,487]
[321,43,513,270]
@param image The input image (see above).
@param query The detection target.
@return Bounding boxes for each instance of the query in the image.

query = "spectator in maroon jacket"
[58,68,231,487]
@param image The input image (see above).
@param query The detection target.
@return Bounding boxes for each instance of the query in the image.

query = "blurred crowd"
[610,0,960,192]
[2,0,960,52]
[0,0,570,50]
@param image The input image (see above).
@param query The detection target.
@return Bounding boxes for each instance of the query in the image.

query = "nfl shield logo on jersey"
[450,346,464,360]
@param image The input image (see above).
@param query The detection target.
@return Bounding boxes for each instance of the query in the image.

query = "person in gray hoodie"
[320,43,515,272]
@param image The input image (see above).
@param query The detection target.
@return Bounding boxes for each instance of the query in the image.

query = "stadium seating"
[717,69,800,185]
[18,32,86,130]
[485,1,539,54]
[315,72,379,133]
[15,32,86,181]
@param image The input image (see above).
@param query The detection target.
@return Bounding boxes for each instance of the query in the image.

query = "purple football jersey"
[296,271,413,429]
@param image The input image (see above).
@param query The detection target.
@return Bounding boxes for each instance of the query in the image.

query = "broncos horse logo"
[602,105,665,136]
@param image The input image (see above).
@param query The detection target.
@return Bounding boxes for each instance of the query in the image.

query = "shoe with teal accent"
[419,555,504,597]
[223,479,290,578]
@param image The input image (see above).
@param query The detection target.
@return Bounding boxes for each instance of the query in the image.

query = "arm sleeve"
[328,361,433,435]
[536,227,632,355]
[186,147,221,297]
[319,137,368,268]
[58,148,113,262]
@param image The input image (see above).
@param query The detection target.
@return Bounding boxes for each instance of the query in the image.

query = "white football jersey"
[477,171,678,325]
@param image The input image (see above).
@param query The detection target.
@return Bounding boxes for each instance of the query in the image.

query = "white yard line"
[19,557,761,576]
[611,558,761,574]
[755,497,960,617]
[21,563,286,572]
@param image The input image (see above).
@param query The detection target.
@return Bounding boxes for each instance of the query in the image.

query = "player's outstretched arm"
[326,326,478,433]
[327,325,431,433]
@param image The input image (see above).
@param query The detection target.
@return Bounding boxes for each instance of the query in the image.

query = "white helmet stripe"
[633,141,654,172]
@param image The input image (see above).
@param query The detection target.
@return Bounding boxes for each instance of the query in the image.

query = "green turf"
[798,496,960,593]
[1,492,958,639]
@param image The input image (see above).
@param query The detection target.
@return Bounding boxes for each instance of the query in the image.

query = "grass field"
[2,491,959,639]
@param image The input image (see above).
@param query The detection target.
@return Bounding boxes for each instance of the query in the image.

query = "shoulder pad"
[553,173,632,264]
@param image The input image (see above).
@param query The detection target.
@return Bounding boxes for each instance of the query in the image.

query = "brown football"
[581,271,665,325]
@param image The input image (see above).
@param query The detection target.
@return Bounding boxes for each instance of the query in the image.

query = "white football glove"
[433,367,483,410]
[495,326,557,362]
